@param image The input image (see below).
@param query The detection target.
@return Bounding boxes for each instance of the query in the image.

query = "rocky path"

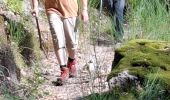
[32,14,115,100]
[38,41,115,100]
[0,2,123,99]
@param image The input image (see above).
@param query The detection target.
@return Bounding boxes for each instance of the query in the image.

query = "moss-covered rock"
[108,39,170,89]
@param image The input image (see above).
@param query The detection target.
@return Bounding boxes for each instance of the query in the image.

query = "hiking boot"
[52,67,69,86]
[60,67,69,80]
[68,59,76,77]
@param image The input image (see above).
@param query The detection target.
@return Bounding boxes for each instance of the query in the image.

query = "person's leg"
[114,0,125,42]
[63,17,78,77]
[48,13,69,85]
[48,13,67,66]
[63,17,78,59]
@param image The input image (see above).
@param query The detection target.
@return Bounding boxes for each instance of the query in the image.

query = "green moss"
[108,39,170,89]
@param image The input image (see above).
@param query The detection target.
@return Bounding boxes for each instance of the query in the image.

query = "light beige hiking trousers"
[48,13,79,65]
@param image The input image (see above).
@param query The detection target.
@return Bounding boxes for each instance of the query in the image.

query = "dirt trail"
[35,16,115,100]
[38,45,114,100]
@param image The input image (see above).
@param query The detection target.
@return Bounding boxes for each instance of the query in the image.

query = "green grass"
[85,78,170,100]
[6,0,23,14]
[2,17,43,99]
[138,77,170,100]
[88,0,100,8]
[7,18,41,64]
[89,0,170,42]
[7,20,26,44]
[127,0,170,41]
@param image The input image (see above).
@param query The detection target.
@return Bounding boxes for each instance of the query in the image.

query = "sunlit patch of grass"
[6,0,23,14]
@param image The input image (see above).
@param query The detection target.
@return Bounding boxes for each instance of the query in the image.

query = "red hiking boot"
[60,67,69,80]
[53,67,69,86]
[68,59,76,77]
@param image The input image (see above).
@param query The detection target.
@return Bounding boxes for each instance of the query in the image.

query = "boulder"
[108,39,170,91]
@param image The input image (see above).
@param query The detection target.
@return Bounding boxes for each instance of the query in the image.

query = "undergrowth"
[85,78,170,100]
[0,5,43,99]
[1,0,170,99]
[83,0,170,99]
[127,0,170,41]
[6,0,23,14]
